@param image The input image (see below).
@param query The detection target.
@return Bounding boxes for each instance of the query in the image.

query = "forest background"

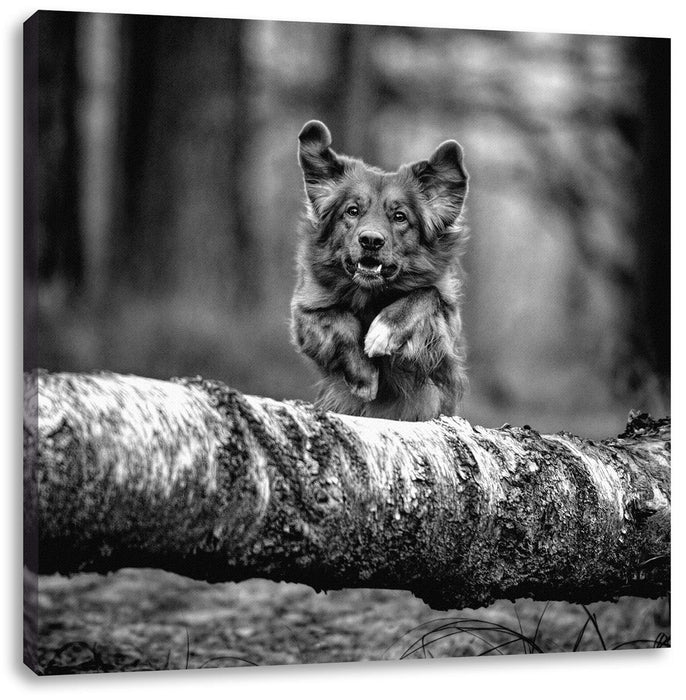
[22,5,673,681]
[29,12,670,439]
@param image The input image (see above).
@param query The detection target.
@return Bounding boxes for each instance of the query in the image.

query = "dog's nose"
[358,231,385,251]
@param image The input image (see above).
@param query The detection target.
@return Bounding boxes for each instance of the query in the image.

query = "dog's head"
[297,120,468,293]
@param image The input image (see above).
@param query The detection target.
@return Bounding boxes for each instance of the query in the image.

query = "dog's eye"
[346,205,360,217]
[393,212,407,223]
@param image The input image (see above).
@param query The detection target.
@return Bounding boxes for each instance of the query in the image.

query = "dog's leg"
[292,307,379,401]
[365,287,458,373]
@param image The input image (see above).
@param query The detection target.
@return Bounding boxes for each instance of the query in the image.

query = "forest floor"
[34,570,670,675]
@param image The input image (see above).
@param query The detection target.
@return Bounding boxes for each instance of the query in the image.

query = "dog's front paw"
[347,365,379,402]
[365,317,403,357]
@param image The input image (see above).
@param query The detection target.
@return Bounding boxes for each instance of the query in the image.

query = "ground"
[34,569,670,674]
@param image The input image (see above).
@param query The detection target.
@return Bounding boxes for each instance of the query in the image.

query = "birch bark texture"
[24,370,670,610]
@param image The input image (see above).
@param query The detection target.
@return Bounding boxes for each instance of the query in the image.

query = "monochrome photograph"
[23,9,670,676]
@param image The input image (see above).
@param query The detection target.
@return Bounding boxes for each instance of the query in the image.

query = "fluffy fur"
[290,120,469,421]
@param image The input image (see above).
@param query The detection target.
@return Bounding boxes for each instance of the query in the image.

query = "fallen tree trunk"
[23,370,670,610]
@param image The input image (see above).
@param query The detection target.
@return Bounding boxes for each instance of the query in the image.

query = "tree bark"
[24,370,670,610]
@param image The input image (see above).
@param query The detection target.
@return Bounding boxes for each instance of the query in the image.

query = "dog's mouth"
[345,255,400,286]
[356,257,383,275]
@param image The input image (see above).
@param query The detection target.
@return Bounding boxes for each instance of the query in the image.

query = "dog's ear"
[410,140,468,234]
[298,120,345,217]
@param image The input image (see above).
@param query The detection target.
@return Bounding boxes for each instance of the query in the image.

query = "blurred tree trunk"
[114,14,159,292]
[633,38,670,389]
[25,371,670,611]
[24,14,39,372]
[114,16,258,304]
[75,12,123,308]
[37,11,83,292]
[597,37,670,403]
[224,20,261,306]
[325,24,380,163]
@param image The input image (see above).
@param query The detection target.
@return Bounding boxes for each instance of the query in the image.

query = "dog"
[290,120,469,421]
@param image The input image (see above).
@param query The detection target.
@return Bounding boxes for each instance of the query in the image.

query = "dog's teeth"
[356,262,383,274]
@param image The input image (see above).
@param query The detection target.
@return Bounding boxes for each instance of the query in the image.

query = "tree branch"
[24,370,670,610]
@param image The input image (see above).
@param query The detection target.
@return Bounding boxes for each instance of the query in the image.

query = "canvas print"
[23,10,670,675]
